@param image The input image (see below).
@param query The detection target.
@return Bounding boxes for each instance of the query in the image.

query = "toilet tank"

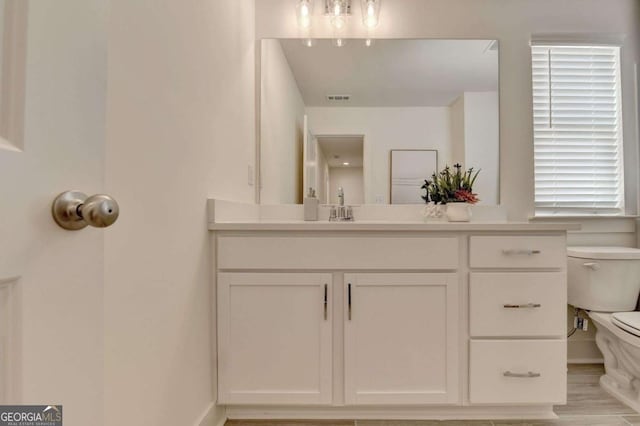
[568,247,640,312]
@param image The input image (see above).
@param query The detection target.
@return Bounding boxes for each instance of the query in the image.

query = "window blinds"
[532,45,624,216]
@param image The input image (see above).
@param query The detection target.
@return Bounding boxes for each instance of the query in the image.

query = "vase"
[422,204,445,221]
[446,202,471,222]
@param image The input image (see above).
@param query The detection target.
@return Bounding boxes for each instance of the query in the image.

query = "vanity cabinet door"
[217,273,333,405]
[344,273,459,405]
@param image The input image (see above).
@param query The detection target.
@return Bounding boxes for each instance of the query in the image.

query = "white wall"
[105,1,255,425]
[450,92,500,205]
[317,147,329,204]
[307,107,451,204]
[329,167,364,205]
[260,39,306,204]
[449,96,465,167]
[464,92,499,206]
[256,0,640,222]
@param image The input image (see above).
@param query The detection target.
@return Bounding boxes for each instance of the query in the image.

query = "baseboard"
[225,405,558,420]
[194,402,226,426]
[568,358,604,364]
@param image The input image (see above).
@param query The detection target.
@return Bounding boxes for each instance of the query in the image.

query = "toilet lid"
[568,246,640,260]
[612,312,640,337]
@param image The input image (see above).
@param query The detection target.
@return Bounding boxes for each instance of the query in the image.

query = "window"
[532,45,624,216]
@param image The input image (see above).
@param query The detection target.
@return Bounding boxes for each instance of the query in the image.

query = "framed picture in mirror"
[390,149,438,205]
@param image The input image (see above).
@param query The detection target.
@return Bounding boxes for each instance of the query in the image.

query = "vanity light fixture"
[361,0,381,28]
[296,0,313,29]
[326,0,351,30]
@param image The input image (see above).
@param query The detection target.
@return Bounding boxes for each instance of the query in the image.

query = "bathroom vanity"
[209,202,579,420]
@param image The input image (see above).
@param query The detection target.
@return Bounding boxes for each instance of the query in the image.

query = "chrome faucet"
[330,187,354,222]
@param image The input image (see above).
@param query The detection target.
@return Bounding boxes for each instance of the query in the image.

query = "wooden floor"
[226,365,640,426]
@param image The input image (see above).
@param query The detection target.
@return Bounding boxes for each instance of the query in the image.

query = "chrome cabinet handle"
[504,371,541,378]
[323,284,328,320]
[348,283,352,321]
[502,249,541,256]
[503,303,542,309]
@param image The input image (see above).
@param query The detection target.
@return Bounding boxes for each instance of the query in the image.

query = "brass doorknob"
[52,191,120,230]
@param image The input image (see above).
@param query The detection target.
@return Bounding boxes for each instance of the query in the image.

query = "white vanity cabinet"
[211,225,572,420]
[217,273,333,405]
[468,235,568,405]
[344,273,459,405]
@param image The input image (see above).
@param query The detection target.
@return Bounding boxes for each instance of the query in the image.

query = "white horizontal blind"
[532,45,624,216]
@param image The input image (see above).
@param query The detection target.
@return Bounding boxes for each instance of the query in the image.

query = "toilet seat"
[612,312,640,338]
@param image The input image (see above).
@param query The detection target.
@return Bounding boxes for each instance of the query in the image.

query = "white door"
[0,1,107,424]
[217,273,333,405]
[344,273,460,405]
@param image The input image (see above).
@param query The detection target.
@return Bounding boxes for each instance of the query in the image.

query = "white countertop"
[209,220,581,232]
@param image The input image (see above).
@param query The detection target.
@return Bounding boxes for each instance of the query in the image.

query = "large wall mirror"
[259,38,500,206]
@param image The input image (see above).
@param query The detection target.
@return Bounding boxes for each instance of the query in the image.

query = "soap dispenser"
[304,187,319,221]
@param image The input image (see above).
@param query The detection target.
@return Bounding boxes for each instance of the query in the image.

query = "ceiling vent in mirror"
[327,95,351,102]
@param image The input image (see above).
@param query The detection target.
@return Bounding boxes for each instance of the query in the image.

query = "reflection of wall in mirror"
[307,107,451,204]
[391,150,438,205]
[329,167,364,205]
[260,39,305,204]
[450,92,499,205]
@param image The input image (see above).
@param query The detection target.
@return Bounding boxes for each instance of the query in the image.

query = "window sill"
[530,215,639,221]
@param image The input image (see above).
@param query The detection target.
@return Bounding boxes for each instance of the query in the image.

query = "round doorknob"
[52,190,120,230]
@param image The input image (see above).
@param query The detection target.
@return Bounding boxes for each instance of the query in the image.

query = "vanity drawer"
[469,340,567,404]
[218,237,459,270]
[469,236,566,269]
[470,272,566,337]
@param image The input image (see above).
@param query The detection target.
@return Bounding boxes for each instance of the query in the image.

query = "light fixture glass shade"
[332,38,347,47]
[327,0,350,30]
[361,0,380,28]
[296,0,313,29]
[365,38,374,47]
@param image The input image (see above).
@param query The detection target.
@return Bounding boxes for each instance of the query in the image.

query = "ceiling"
[278,39,499,107]
[318,136,364,168]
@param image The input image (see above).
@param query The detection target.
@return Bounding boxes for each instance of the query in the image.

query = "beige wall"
[105,1,255,425]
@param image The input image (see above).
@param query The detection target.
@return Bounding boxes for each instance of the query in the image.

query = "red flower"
[454,189,479,204]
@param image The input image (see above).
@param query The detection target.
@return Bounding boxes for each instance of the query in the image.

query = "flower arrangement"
[421,163,480,204]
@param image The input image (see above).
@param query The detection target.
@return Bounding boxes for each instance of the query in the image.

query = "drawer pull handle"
[502,249,541,256]
[323,284,328,321]
[504,371,541,378]
[503,303,542,309]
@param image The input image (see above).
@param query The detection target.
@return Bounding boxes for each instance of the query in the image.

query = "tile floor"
[226,365,640,426]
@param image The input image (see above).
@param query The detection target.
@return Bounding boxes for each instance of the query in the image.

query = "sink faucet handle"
[329,206,337,221]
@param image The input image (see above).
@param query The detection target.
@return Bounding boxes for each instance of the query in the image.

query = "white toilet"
[568,246,640,413]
